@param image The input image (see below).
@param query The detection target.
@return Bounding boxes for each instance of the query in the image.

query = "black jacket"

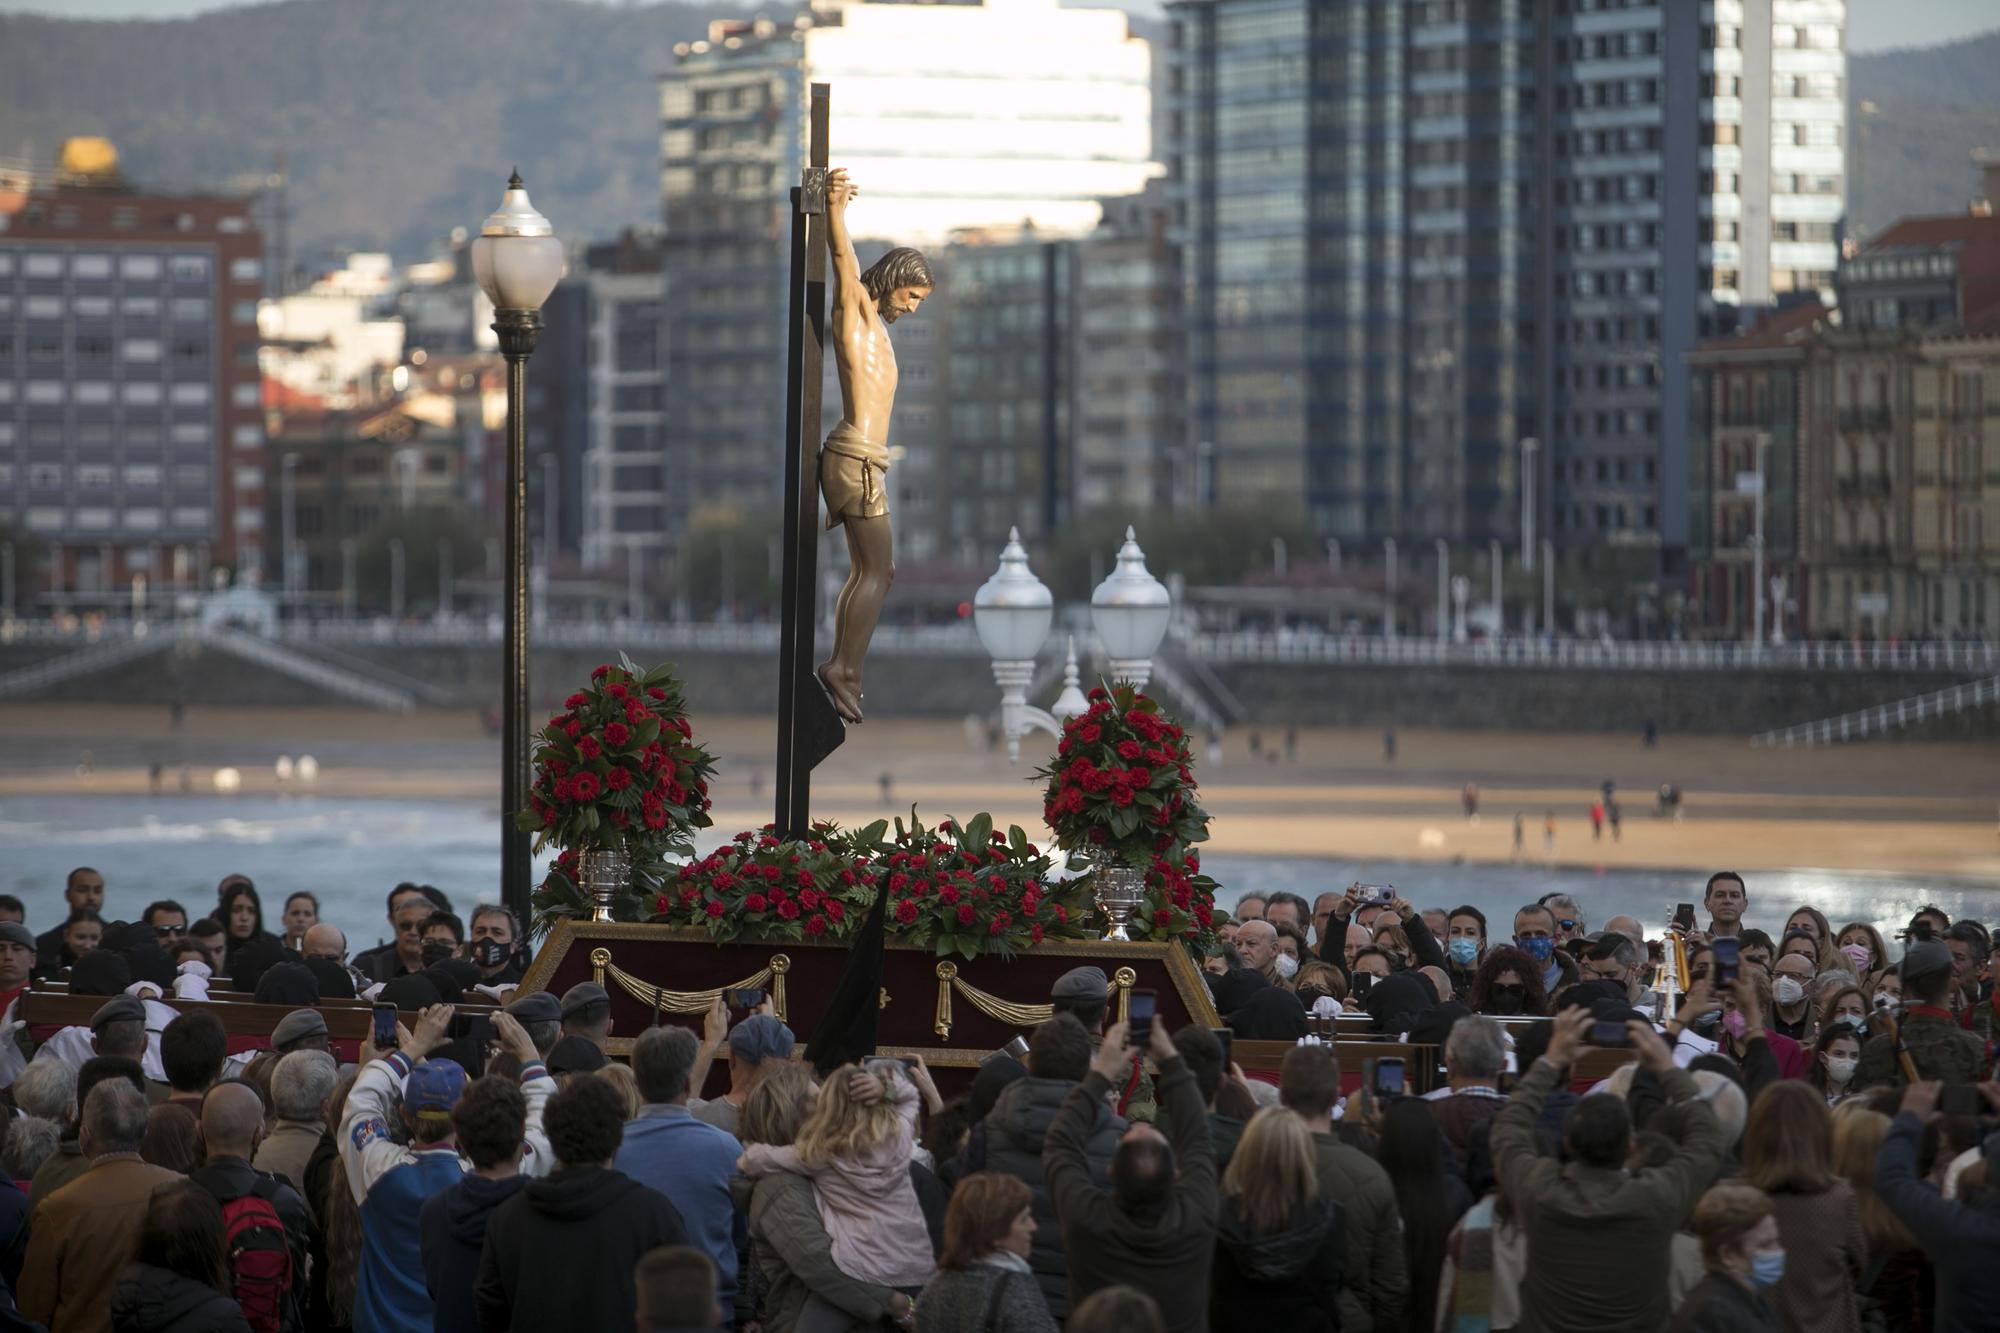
[0,1178,27,1293]
[1209,1195,1342,1333]
[1669,1272,1781,1333]
[1044,1058,1217,1333]
[985,1076,1126,1319]
[1874,1111,2000,1333]
[187,1156,315,1333]
[111,1263,253,1333]
[421,1174,529,1333]
[474,1166,686,1333]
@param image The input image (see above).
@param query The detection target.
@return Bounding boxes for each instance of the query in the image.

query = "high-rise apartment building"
[1169,0,1846,564]
[656,0,1155,560]
[0,139,265,608]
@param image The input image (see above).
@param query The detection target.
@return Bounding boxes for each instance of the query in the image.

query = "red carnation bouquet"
[524,658,718,929]
[1035,682,1219,951]
[657,825,875,945]
[868,812,1090,961]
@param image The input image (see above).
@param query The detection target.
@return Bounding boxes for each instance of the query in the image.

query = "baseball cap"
[404,1058,467,1121]
[727,1015,795,1066]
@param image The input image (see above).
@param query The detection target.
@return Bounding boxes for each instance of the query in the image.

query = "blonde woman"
[1210,1107,1340,1332]
[738,1062,936,1295]
[1830,1107,1924,1332]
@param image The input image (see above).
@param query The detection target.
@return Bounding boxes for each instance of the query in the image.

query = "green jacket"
[1492,1058,1723,1333]
[1851,1010,1990,1092]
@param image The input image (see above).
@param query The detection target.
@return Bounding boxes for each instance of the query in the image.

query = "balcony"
[1836,407,1892,433]
[1832,542,1892,561]
[1834,474,1892,498]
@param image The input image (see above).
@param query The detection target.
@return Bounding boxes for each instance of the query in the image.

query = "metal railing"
[1751,676,2000,747]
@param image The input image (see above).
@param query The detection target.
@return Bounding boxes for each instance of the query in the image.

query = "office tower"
[657,0,1155,560]
[0,138,265,607]
[1170,0,1846,568]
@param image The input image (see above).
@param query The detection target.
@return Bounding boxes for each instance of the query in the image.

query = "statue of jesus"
[816,168,932,724]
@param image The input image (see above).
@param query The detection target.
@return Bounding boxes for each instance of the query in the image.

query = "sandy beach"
[4,705,1996,880]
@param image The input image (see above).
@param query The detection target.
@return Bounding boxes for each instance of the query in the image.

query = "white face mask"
[1825,1055,1858,1086]
[1274,953,1299,980]
[1774,977,1806,1007]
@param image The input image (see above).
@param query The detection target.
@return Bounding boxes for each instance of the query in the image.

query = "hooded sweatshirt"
[419,1173,528,1333]
[1209,1195,1343,1333]
[110,1263,251,1333]
[473,1165,686,1333]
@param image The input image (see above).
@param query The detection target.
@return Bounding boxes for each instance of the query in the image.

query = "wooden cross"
[774,83,846,838]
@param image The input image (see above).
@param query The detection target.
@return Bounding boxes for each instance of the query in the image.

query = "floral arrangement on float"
[650,814,1092,962]
[525,657,718,934]
[1034,682,1219,954]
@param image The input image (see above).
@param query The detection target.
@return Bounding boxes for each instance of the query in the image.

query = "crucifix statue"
[814,168,933,724]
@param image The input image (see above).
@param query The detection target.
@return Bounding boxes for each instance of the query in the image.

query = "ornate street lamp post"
[471,172,564,917]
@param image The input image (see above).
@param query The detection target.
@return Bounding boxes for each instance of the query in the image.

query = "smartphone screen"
[1589,1020,1631,1047]
[1373,1056,1404,1098]
[372,1003,398,1048]
[1673,902,1697,933]
[1128,989,1158,1046]
[1214,1026,1233,1071]
[1711,936,1740,987]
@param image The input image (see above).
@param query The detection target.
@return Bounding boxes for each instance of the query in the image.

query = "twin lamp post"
[972,526,1174,763]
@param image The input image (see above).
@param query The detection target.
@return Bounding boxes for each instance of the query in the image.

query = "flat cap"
[89,995,146,1031]
[1901,939,1954,983]
[505,991,561,1025]
[727,1015,795,1066]
[271,1009,329,1050]
[1050,966,1109,1003]
[0,923,32,952]
[560,981,610,1019]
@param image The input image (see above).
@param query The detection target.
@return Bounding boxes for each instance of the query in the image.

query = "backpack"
[218,1177,293,1333]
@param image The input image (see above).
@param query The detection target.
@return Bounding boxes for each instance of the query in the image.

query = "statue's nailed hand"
[827,167,858,212]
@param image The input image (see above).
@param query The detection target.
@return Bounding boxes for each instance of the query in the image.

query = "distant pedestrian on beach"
[1607,802,1621,841]
[1284,727,1298,762]
[1206,731,1223,767]
[1542,811,1556,855]
[1249,731,1264,759]
[1643,718,1658,748]
[1589,800,1605,841]
[1383,729,1397,762]
[1513,812,1525,858]
[879,772,894,807]
[1462,783,1480,824]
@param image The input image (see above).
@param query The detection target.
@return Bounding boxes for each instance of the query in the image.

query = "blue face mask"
[1517,936,1555,964]
[1449,937,1480,967]
[1750,1247,1786,1288]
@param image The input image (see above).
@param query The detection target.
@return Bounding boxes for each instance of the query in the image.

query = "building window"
[168,255,210,281]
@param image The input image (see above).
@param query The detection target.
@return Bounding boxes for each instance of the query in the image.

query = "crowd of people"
[0,864,1992,1333]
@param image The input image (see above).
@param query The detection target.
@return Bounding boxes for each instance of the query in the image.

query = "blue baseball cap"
[405,1058,466,1121]
[727,1015,796,1066]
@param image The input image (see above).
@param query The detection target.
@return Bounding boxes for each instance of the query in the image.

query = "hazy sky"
[0,0,1995,54]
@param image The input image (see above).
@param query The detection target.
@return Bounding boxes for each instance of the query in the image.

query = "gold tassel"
[590,947,610,988]
[1114,967,1137,1026]
[769,954,790,1023]
[935,961,957,1039]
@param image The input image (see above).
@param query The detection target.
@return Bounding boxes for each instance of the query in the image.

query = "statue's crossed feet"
[816,661,864,724]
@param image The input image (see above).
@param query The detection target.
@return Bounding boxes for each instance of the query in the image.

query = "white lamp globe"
[1090,527,1171,662]
[972,527,1053,663]
[470,171,566,312]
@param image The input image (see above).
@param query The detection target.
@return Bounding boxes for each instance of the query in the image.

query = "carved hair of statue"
[861,247,934,311]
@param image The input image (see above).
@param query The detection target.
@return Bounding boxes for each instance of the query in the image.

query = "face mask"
[1721,1010,1747,1040]
[1840,944,1872,971]
[420,941,454,967]
[1274,953,1299,979]
[1774,977,1806,1006]
[472,938,510,968]
[1448,937,1480,967]
[1750,1247,1786,1289]
[1518,936,1555,965]
[1834,1012,1866,1034]
[1825,1056,1858,1086]
[1489,984,1525,1014]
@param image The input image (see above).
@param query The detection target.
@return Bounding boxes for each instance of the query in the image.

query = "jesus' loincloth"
[818,421,889,530]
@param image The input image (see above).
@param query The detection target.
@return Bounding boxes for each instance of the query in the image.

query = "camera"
[1588,1020,1632,1048]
